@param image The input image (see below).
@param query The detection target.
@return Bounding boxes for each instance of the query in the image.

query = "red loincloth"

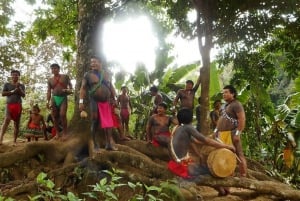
[152,131,171,147]
[111,105,120,128]
[120,108,130,120]
[98,102,114,128]
[28,122,41,130]
[167,160,191,178]
[7,103,22,121]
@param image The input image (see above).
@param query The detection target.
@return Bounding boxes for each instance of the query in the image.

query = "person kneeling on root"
[168,108,235,196]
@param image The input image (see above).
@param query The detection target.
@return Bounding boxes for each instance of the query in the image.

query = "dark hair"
[11,70,20,76]
[223,85,237,98]
[186,80,194,85]
[91,55,102,62]
[177,108,193,124]
[50,63,60,69]
[121,86,127,90]
[32,104,40,112]
[213,100,221,107]
[158,102,167,110]
[150,85,158,93]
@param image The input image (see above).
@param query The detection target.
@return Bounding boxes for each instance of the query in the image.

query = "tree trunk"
[193,0,214,135]
[70,1,107,133]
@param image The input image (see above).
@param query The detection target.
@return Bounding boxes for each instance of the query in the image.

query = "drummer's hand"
[228,146,236,153]
[79,103,85,111]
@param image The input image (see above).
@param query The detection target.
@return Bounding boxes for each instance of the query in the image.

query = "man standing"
[0,70,25,145]
[149,85,163,115]
[79,56,117,152]
[117,86,132,137]
[173,75,201,113]
[47,63,73,141]
[210,99,221,130]
[214,85,247,177]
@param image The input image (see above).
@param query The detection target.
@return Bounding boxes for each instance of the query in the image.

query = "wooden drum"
[207,148,236,178]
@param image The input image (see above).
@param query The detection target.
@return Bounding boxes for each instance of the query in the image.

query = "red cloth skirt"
[98,102,114,128]
[7,103,22,121]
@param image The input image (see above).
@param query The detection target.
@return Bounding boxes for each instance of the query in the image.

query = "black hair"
[121,86,127,90]
[177,108,193,124]
[213,100,221,107]
[186,80,194,85]
[150,85,158,93]
[223,85,237,98]
[158,102,167,110]
[11,70,20,76]
[50,63,60,69]
[91,55,102,62]
[32,104,40,112]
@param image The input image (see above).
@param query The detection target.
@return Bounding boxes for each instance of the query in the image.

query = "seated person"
[24,104,47,141]
[45,113,62,138]
[146,102,178,147]
[168,108,235,196]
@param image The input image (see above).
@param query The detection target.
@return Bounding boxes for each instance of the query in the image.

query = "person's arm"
[189,126,235,152]
[79,76,87,111]
[171,115,179,125]
[46,79,52,109]
[128,97,133,112]
[2,83,13,96]
[67,75,73,90]
[16,84,25,98]
[27,115,32,128]
[193,74,201,92]
[172,91,180,113]
[204,137,236,153]
[41,116,46,130]
[233,109,246,137]
[146,116,153,142]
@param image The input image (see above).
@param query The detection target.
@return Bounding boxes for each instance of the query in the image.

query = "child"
[24,104,47,141]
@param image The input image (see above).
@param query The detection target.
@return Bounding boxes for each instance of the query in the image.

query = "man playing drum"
[168,108,235,196]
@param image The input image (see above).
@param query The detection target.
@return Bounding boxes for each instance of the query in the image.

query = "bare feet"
[105,145,118,151]
[94,148,102,154]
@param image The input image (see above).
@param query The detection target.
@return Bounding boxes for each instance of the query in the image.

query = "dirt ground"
[0,137,291,201]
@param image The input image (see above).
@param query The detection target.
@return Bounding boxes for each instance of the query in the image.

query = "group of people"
[0,64,72,145]
[146,75,247,196]
[0,57,247,196]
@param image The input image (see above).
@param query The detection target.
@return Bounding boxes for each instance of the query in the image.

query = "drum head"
[207,148,237,178]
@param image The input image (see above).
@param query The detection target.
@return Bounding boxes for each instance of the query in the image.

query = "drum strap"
[170,125,190,163]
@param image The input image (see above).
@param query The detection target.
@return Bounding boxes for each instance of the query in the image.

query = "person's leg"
[105,128,118,151]
[51,104,60,139]
[90,100,101,152]
[0,117,11,145]
[13,119,20,145]
[59,100,68,140]
[233,136,247,177]
[124,117,130,135]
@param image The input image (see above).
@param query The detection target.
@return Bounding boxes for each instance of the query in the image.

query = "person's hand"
[79,103,85,111]
[80,110,88,118]
[227,145,236,153]
[213,129,219,139]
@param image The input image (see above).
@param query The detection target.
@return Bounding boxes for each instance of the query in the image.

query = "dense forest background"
[0,0,300,200]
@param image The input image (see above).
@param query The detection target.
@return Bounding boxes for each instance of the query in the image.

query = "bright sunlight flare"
[103,16,158,74]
